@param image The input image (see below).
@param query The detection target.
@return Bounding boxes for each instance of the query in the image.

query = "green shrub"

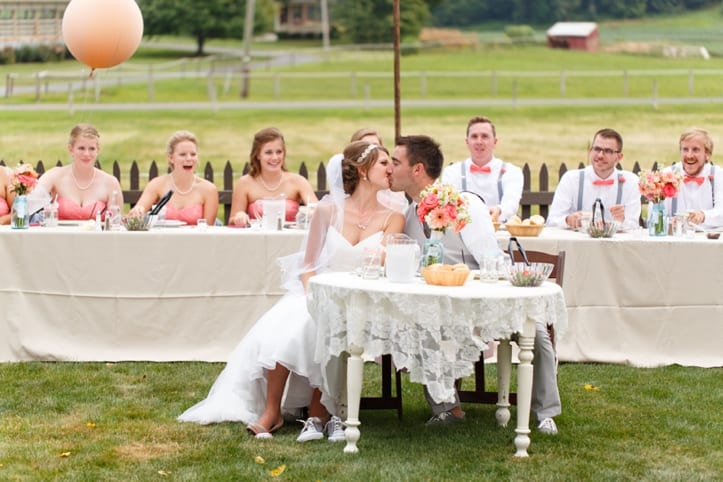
[504,24,536,43]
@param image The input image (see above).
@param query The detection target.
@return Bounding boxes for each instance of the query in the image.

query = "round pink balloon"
[62,0,144,69]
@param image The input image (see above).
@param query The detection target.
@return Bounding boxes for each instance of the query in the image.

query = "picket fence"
[4,159,657,223]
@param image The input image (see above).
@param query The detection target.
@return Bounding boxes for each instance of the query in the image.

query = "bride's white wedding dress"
[177,227,384,425]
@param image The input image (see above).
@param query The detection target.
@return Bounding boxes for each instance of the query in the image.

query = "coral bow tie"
[592,179,614,186]
[470,164,491,174]
[684,176,705,186]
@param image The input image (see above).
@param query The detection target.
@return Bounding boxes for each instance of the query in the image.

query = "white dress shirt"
[441,157,523,222]
[663,163,723,228]
[547,166,641,229]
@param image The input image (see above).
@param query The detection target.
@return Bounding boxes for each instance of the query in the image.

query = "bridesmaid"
[228,127,318,227]
[35,124,123,221]
[0,166,14,225]
[130,130,218,226]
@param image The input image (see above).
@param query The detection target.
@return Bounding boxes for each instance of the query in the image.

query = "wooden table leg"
[343,344,364,454]
[495,339,512,427]
[513,324,535,458]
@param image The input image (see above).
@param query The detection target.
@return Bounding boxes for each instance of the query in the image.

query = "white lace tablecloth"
[308,272,567,404]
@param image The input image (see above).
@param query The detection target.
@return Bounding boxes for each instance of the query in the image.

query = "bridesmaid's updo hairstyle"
[341,140,389,195]
[68,123,100,147]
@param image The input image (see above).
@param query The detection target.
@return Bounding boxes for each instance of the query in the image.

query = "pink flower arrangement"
[417,182,471,233]
[638,169,681,204]
[10,163,39,196]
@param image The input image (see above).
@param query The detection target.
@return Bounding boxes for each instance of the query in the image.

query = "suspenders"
[460,161,505,204]
[577,170,624,211]
[671,164,716,214]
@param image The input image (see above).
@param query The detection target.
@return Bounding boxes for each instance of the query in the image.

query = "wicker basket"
[505,223,544,237]
[422,265,471,286]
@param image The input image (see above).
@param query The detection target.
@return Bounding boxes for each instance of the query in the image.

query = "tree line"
[137,0,719,55]
[431,0,720,27]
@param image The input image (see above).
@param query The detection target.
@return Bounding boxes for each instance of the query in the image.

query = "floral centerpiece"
[10,163,39,196]
[638,169,681,236]
[416,182,471,266]
[9,163,39,229]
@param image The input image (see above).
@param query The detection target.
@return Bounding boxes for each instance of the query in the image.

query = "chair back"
[510,250,565,287]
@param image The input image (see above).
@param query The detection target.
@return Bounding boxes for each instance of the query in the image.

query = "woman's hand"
[229,211,250,227]
[128,204,145,217]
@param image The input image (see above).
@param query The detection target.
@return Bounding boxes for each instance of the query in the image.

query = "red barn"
[546,22,599,51]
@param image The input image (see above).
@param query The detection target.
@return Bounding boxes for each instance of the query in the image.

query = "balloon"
[62,0,144,70]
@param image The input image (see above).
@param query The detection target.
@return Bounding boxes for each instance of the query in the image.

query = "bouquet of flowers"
[638,169,681,203]
[10,163,39,196]
[417,182,471,234]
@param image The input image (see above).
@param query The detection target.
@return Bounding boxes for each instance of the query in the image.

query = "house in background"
[546,22,599,51]
[0,0,65,48]
[275,0,336,38]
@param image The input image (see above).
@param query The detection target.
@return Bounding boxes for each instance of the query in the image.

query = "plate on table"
[57,220,81,226]
[155,220,186,228]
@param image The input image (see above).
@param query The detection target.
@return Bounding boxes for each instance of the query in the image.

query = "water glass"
[579,211,592,233]
[480,255,498,283]
[360,247,382,280]
[196,219,208,232]
[43,203,58,227]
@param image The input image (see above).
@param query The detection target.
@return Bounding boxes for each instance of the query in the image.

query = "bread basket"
[422,264,471,286]
[505,223,544,237]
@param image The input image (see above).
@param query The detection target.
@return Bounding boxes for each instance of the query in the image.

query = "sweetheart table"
[307,272,568,457]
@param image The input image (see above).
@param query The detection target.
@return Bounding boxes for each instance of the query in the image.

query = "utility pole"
[240,0,256,98]
[320,0,330,52]
[393,0,401,140]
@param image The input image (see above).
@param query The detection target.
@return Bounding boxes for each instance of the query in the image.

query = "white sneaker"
[296,417,324,442]
[537,417,558,435]
[325,415,346,442]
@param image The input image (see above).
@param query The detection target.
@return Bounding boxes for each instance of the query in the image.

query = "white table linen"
[497,227,723,368]
[0,225,305,362]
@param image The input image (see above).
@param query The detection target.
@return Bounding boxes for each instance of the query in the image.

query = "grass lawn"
[0,361,720,481]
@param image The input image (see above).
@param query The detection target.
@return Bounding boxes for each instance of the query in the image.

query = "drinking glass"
[360,247,382,280]
[196,219,208,232]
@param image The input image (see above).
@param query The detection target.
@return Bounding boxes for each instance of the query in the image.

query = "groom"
[387,134,562,434]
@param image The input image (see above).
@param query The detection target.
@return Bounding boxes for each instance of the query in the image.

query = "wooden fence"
[3,159,656,224]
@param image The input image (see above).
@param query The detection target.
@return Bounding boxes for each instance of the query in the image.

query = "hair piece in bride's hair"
[357,143,378,164]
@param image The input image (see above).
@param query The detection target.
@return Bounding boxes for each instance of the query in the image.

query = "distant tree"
[139,0,275,56]
[334,0,431,43]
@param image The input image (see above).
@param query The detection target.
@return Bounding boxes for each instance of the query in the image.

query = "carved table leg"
[495,339,512,427]
[514,327,535,458]
[343,343,364,454]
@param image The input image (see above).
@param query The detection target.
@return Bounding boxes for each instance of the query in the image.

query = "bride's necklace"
[357,214,372,230]
[170,173,195,195]
[71,165,96,191]
[259,174,283,192]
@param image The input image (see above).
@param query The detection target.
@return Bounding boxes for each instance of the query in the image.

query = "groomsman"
[548,128,640,230]
[663,127,723,228]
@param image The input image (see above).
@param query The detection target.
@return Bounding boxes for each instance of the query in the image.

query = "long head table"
[0,225,305,362]
[497,227,723,368]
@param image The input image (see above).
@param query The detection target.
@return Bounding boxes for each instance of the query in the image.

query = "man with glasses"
[548,128,641,229]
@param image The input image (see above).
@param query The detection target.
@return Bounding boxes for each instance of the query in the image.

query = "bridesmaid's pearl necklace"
[71,165,96,191]
[260,174,283,192]
[170,173,195,195]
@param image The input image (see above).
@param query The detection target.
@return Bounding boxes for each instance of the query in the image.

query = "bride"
[178,140,405,442]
